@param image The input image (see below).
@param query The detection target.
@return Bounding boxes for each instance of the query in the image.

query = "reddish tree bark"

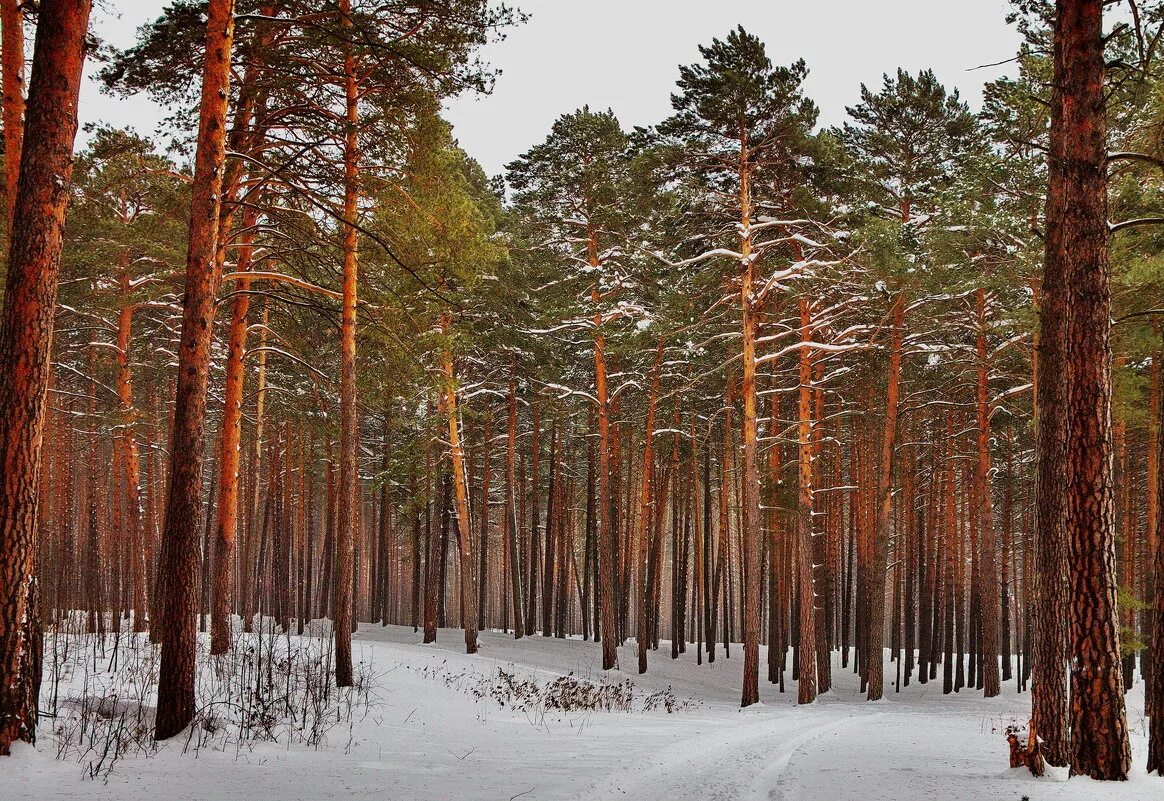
[0,0,92,755]
[154,0,236,741]
[1056,0,1131,779]
[333,0,361,686]
[440,313,478,654]
[0,0,23,231]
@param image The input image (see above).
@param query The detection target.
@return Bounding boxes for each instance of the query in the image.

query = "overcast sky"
[83,1,1022,177]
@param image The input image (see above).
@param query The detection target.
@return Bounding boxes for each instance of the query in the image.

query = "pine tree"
[651,26,823,706]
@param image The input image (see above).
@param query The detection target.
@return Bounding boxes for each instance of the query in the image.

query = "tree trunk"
[796,297,818,704]
[592,233,618,670]
[440,317,478,654]
[1031,0,1078,769]
[154,0,235,741]
[0,0,23,233]
[636,342,664,673]
[1056,0,1131,779]
[332,0,361,687]
[0,0,90,755]
[866,294,905,700]
[505,362,525,637]
[975,288,1001,698]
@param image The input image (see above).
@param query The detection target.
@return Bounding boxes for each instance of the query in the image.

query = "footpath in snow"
[1,624,1157,801]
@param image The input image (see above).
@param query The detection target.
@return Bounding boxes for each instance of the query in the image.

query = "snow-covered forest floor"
[1,624,1157,801]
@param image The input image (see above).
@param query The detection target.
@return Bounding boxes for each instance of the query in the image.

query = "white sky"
[82,1,1022,176]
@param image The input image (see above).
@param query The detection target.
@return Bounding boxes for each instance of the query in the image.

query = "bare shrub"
[42,616,379,780]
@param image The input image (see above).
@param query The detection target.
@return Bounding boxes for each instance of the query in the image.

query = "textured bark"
[1056,0,1131,779]
[0,0,91,755]
[155,0,235,741]
[0,0,23,231]
[1151,391,1164,771]
[1031,0,1077,769]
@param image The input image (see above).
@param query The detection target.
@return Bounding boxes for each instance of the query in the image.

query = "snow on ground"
[2,624,1158,801]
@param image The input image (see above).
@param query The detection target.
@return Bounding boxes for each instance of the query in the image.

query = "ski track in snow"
[2,624,1159,801]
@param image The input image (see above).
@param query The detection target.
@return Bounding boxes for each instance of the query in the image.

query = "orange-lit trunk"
[333,0,361,687]
[115,263,148,633]
[1051,0,1130,779]
[155,0,235,741]
[440,312,478,654]
[209,5,274,655]
[0,0,92,755]
[0,0,23,232]
[210,206,260,654]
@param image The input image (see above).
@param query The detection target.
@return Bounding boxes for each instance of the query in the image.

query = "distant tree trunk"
[527,401,541,636]
[542,424,558,636]
[240,302,269,632]
[477,411,491,629]
[866,294,905,700]
[709,377,735,665]
[795,298,818,704]
[738,134,762,709]
[0,0,89,756]
[592,230,618,670]
[636,342,664,674]
[154,0,235,742]
[505,362,525,637]
[1148,333,1161,702]
[975,288,1000,698]
[440,314,478,654]
[332,0,360,687]
[1055,0,1131,779]
[422,443,439,643]
[767,392,785,683]
[85,347,104,635]
[115,265,149,633]
[210,205,258,654]
[943,413,956,696]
